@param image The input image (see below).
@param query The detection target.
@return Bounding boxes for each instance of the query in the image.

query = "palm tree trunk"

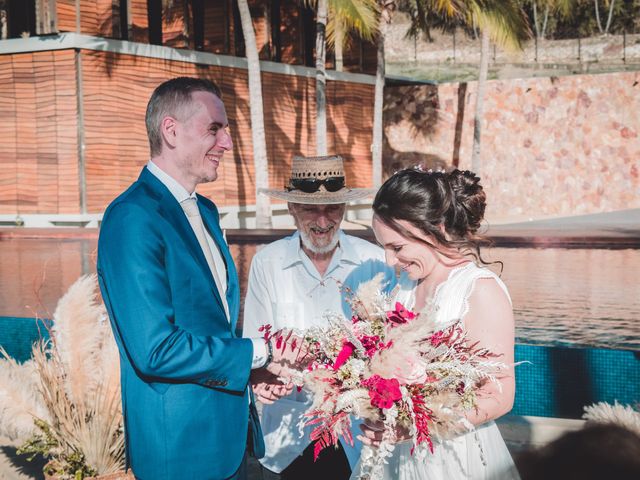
[237,0,271,228]
[541,5,550,40]
[315,0,328,156]
[335,20,344,72]
[471,28,490,174]
[532,2,540,39]
[594,0,604,34]
[372,6,390,188]
[605,0,616,34]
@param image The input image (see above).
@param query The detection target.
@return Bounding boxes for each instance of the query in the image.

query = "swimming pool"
[1,236,638,420]
[1,237,638,350]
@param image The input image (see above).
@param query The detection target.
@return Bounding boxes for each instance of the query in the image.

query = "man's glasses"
[286,176,345,193]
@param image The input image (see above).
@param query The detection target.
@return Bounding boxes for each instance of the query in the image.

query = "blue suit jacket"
[97,167,264,480]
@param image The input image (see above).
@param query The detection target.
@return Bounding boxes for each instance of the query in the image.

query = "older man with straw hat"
[243,155,397,479]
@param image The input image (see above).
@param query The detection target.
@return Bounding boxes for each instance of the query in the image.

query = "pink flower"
[386,302,417,326]
[333,341,355,371]
[360,335,382,358]
[395,354,428,385]
[364,375,403,409]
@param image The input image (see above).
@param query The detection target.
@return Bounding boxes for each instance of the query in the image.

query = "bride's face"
[372,214,442,282]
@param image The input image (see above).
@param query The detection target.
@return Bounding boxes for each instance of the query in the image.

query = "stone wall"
[384,71,640,222]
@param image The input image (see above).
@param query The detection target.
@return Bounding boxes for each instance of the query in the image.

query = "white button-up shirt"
[243,231,398,472]
[147,161,267,367]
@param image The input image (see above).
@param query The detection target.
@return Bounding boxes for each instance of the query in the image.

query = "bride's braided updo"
[373,167,490,264]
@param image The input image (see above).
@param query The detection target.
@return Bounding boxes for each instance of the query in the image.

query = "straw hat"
[259,155,374,205]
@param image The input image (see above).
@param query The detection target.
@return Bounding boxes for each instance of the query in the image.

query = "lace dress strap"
[434,263,511,327]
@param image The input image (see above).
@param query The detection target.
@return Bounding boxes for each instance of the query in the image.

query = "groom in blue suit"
[98,77,296,479]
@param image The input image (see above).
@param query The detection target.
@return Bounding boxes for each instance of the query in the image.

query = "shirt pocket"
[272,302,306,330]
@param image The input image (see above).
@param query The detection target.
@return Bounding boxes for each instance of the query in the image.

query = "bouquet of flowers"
[265,273,508,480]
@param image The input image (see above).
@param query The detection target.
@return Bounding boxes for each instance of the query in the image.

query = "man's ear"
[160,116,178,148]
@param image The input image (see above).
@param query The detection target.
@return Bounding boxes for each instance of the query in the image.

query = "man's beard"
[299,228,340,254]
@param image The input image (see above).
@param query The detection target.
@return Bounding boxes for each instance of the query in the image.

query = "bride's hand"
[357,419,411,447]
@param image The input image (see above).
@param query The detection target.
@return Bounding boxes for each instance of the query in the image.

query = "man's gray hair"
[145,77,222,156]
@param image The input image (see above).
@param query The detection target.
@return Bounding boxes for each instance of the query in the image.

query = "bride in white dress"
[351,168,520,480]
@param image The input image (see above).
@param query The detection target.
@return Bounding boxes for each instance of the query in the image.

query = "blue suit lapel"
[199,201,240,335]
[137,168,228,319]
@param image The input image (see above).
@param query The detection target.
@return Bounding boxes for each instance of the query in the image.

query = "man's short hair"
[145,77,222,156]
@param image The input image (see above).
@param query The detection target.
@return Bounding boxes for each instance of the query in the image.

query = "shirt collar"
[147,160,197,204]
[281,230,359,269]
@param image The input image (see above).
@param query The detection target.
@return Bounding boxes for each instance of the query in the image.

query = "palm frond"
[327,0,379,49]
[468,0,531,51]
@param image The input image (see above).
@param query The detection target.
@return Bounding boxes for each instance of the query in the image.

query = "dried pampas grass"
[583,401,640,436]
[0,274,124,477]
[51,274,117,409]
[0,350,48,441]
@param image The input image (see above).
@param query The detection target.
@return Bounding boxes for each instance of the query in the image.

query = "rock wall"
[384,71,640,221]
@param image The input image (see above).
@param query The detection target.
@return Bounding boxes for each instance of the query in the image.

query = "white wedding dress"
[350,262,520,480]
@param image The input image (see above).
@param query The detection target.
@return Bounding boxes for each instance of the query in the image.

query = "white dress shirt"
[147,161,267,368]
[243,231,398,472]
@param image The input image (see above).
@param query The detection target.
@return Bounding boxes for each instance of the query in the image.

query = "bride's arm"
[463,277,516,426]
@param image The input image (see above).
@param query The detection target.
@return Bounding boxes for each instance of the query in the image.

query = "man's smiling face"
[174,91,233,186]
[289,203,346,254]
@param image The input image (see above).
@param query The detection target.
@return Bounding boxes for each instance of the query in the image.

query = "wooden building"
[0,0,377,226]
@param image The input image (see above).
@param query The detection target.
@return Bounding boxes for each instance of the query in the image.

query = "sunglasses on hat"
[286,176,345,193]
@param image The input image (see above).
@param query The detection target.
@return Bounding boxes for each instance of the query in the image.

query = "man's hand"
[251,369,294,405]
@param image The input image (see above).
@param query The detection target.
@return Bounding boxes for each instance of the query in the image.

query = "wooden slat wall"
[279,0,305,65]
[77,0,116,37]
[78,0,98,35]
[55,51,81,213]
[328,80,374,187]
[0,50,80,214]
[56,0,77,32]
[163,0,188,48]
[0,55,18,209]
[248,0,270,60]
[54,0,374,71]
[203,1,228,54]
[129,0,149,43]
[1,49,374,214]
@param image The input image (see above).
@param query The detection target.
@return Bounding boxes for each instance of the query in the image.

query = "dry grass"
[0,275,124,477]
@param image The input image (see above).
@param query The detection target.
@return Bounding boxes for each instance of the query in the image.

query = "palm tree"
[395,1,529,175]
[372,0,460,187]
[309,0,378,155]
[371,0,396,188]
[316,0,329,155]
[327,1,378,72]
[237,0,271,228]
[469,1,530,173]
[594,0,616,35]
[526,0,574,40]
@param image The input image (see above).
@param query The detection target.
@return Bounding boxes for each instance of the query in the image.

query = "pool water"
[1,236,638,420]
[0,238,638,350]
